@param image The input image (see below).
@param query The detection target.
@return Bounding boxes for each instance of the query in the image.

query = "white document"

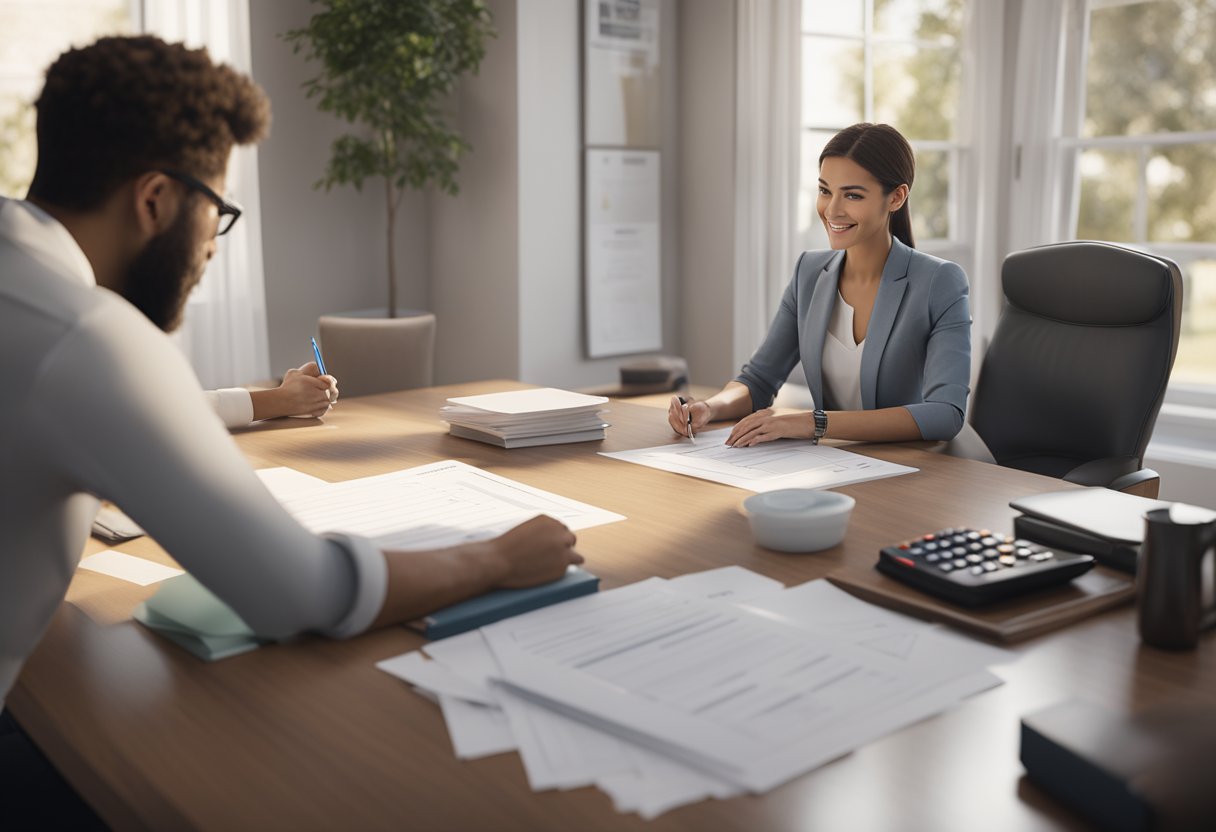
[601,427,917,492]
[482,579,1000,792]
[585,149,662,357]
[78,550,184,586]
[445,388,608,416]
[272,460,625,550]
[254,466,328,499]
[438,695,516,760]
[665,566,786,604]
[376,650,496,706]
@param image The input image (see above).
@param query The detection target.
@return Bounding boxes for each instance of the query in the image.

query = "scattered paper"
[78,550,184,586]
[254,466,329,500]
[601,427,917,492]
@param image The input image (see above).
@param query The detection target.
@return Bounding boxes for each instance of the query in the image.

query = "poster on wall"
[585,149,662,357]
[584,0,661,148]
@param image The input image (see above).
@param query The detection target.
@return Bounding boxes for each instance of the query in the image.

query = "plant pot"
[317,308,436,397]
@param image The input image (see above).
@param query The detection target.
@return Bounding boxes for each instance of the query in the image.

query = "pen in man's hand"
[678,396,696,443]
[310,337,328,376]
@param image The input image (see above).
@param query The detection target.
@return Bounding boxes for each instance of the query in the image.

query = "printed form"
[601,428,917,491]
[269,460,625,549]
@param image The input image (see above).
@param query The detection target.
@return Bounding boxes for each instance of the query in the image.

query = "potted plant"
[282,1,493,396]
[285,0,494,318]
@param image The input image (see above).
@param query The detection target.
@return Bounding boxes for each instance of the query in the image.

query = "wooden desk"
[11,382,1216,831]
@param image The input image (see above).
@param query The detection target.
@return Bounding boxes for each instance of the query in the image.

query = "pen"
[678,396,695,443]
[310,337,328,376]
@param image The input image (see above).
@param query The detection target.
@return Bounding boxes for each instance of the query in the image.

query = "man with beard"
[0,35,582,824]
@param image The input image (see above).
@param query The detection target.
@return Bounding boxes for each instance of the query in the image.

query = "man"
[0,35,580,822]
[207,362,338,426]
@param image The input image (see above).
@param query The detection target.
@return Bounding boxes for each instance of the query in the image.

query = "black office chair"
[969,241,1182,498]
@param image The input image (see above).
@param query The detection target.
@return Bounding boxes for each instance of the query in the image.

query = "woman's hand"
[725,409,814,446]
[667,396,712,438]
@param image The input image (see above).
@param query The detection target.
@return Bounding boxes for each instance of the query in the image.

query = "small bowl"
[742,489,856,553]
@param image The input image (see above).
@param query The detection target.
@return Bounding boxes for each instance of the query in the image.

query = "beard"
[121,208,207,332]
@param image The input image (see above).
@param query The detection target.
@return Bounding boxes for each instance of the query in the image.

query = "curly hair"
[30,35,270,210]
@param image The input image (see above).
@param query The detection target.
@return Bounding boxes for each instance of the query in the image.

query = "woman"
[669,122,971,447]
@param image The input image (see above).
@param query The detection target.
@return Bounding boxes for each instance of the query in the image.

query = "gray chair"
[969,241,1182,498]
[318,312,436,398]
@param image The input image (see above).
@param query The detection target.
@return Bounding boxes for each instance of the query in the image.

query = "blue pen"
[310,337,328,376]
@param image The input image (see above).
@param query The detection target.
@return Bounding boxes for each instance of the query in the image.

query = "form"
[601,428,916,491]
[271,460,624,549]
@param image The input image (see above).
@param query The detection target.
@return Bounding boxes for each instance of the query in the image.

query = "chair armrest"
[1063,457,1160,498]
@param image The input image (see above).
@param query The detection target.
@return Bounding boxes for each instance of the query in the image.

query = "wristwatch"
[811,409,828,444]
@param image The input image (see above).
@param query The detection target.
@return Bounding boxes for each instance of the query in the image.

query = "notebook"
[409,566,600,639]
[133,574,262,661]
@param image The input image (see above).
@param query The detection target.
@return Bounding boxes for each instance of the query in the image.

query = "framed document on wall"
[583,0,662,358]
[585,149,661,357]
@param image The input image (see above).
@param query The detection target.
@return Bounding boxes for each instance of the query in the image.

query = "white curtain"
[1006,0,1084,257]
[143,0,271,388]
[733,0,802,373]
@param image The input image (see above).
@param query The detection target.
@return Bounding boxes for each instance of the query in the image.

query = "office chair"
[318,312,436,397]
[968,241,1182,499]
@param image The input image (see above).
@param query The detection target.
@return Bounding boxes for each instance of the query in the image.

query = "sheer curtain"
[733,0,802,373]
[143,0,271,388]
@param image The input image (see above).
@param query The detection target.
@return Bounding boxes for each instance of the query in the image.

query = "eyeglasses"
[158,168,243,236]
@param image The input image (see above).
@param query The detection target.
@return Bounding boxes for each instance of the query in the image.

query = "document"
[482,579,999,792]
[78,550,184,586]
[601,427,917,492]
[254,466,329,499]
[272,460,625,550]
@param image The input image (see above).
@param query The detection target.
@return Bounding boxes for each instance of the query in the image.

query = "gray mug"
[1137,506,1216,649]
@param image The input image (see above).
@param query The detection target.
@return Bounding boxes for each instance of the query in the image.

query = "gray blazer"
[735,238,972,441]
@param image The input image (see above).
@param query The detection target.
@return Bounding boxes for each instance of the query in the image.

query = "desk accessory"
[409,566,600,639]
[1020,699,1216,831]
[1137,505,1216,649]
[742,489,854,553]
[1009,487,1172,573]
[133,574,262,661]
[876,528,1094,607]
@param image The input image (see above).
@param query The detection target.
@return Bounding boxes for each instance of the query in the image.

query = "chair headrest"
[1002,242,1176,325]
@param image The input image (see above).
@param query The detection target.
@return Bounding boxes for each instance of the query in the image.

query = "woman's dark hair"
[819,123,916,248]
[30,35,270,211]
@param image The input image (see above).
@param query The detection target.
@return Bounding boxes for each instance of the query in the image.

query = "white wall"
[249,0,429,378]
[678,0,736,387]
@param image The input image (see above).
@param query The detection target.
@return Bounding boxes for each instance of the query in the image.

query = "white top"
[0,198,386,711]
[822,291,865,412]
[205,387,255,429]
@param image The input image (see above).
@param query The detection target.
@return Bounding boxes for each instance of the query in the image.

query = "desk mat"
[826,563,1135,644]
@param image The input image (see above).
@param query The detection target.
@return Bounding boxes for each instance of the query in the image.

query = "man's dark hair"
[30,35,270,210]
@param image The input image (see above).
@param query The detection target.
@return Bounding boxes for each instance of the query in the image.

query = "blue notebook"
[410,566,600,639]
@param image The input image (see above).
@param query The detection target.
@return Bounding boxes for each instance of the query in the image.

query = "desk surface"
[11,381,1216,831]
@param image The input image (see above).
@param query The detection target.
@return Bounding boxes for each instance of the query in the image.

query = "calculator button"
[938,563,954,573]
[1014,539,1033,548]
[965,554,984,564]
[999,555,1017,566]
[923,542,938,552]
[925,553,939,563]
[952,546,968,556]
[982,561,999,572]
[908,546,924,555]
[1030,552,1054,562]
[971,566,984,575]
[982,548,998,558]
[1015,547,1034,558]
[953,558,968,569]
[997,543,1015,554]
[980,536,998,546]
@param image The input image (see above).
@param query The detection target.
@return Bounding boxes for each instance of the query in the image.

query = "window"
[0,0,136,198]
[1066,0,1216,389]
[799,0,968,252]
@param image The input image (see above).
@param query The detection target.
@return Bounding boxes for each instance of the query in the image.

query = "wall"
[249,0,429,377]
[678,0,736,386]
[516,0,682,390]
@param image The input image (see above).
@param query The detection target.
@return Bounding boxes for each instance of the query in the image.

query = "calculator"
[876,528,1095,607]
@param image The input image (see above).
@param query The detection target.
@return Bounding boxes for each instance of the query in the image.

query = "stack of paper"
[133,574,262,661]
[441,388,610,448]
[378,567,1015,819]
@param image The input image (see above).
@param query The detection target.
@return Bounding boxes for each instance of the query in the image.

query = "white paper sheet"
[254,466,329,499]
[376,651,496,706]
[438,694,517,760]
[78,550,184,586]
[666,566,786,604]
[601,428,917,492]
[273,460,625,550]
[482,578,1002,792]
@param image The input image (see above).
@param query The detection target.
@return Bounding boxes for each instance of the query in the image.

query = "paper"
[78,550,184,586]
[273,460,625,550]
[482,578,1002,792]
[377,651,496,706]
[445,388,608,415]
[438,695,516,760]
[254,466,329,499]
[601,427,917,492]
[666,566,785,604]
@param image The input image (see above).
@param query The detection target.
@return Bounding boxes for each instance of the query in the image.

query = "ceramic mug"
[1137,506,1216,649]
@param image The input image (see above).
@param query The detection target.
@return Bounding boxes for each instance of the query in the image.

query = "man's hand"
[251,362,338,421]
[486,515,583,588]
[725,409,814,447]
